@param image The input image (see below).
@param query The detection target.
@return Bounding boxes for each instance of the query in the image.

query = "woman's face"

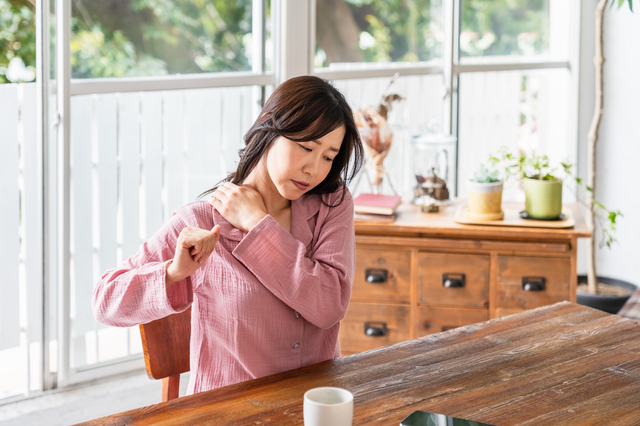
[264,124,345,200]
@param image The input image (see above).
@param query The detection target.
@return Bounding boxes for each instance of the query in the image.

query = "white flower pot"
[466,180,504,220]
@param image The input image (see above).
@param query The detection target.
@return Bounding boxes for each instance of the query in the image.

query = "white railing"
[68,86,262,368]
[0,83,43,398]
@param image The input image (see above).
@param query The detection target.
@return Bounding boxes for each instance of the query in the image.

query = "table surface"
[78,302,640,426]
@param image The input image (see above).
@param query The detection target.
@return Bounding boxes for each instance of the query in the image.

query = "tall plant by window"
[586,0,634,294]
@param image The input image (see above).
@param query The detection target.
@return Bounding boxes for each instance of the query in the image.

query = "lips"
[292,180,309,191]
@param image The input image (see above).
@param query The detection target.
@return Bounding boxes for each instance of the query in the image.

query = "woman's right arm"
[92,204,219,327]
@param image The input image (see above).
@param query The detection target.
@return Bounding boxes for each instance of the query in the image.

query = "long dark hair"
[200,75,364,206]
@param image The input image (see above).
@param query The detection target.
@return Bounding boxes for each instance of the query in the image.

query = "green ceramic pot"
[523,177,563,219]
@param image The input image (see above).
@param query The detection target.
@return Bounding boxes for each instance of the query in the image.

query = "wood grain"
[417,252,490,308]
[352,247,411,303]
[355,202,590,241]
[453,205,576,229]
[497,256,571,310]
[79,303,640,426]
[139,307,191,381]
[415,306,488,337]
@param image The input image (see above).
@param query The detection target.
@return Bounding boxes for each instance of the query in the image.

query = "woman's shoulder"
[172,200,215,229]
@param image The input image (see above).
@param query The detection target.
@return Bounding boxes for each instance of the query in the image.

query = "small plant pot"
[467,180,504,220]
[524,177,563,219]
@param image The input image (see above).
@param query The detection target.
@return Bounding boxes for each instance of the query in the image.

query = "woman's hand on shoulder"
[208,183,268,232]
[166,225,220,286]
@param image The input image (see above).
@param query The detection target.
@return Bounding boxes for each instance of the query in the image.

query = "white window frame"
[24,0,582,398]
[307,0,582,197]
[41,0,276,391]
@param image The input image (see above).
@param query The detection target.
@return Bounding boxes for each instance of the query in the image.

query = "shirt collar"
[211,193,322,243]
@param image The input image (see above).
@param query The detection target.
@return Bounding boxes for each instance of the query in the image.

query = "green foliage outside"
[460,0,548,57]
[1,0,554,82]
[1,0,255,81]
[0,0,35,83]
[342,0,441,64]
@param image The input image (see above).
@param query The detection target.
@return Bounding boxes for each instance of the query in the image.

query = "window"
[0,0,579,403]
[70,0,273,78]
[0,0,273,400]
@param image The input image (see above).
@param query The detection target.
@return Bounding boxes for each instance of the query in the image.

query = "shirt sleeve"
[92,208,196,328]
[232,190,356,330]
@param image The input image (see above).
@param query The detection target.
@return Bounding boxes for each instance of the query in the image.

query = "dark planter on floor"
[577,275,637,314]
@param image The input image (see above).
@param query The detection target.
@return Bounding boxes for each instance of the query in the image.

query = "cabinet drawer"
[352,247,411,303]
[339,302,410,354]
[415,306,488,337]
[497,255,571,310]
[418,253,489,308]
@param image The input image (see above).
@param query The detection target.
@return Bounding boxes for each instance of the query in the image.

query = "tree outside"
[1,0,550,83]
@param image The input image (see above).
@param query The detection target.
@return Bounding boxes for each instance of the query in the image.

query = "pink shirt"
[92,189,355,395]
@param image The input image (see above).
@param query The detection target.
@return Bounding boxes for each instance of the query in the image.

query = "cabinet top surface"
[355,201,591,240]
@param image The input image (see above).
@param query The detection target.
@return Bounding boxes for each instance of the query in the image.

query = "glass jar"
[410,126,457,205]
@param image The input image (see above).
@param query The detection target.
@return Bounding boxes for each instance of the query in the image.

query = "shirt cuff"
[163,260,193,312]
[232,214,280,261]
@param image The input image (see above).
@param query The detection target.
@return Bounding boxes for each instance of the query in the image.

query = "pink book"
[353,193,402,215]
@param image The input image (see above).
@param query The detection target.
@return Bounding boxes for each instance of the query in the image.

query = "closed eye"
[324,156,335,162]
[301,145,312,152]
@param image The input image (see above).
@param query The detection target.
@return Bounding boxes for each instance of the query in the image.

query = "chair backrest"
[139,307,191,402]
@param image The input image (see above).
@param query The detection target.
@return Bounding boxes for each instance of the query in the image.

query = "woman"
[92,75,364,395]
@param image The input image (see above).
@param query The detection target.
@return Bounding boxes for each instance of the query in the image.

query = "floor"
[0,370,190,426]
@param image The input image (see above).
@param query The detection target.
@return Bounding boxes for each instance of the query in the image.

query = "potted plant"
[518,155,563,220]
[466,164,504,220]
[580,0,636,312]
[487,148,630,312]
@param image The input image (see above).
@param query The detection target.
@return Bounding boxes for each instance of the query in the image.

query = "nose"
[302,154,321,177]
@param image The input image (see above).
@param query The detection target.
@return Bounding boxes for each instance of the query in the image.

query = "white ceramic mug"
[303,387,354,426]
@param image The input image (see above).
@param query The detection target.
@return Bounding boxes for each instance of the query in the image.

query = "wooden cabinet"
[339,202,589,355]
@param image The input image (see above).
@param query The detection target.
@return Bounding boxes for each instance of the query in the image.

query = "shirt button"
[294,311,301,318]
[292,342,300,350]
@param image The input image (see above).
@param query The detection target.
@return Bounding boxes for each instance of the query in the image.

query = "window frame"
[309,0,581,197]
[20,0,582,400]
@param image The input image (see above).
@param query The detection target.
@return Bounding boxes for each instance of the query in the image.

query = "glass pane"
[457,69,572,201]
[459,0,570,61]
[315,0,443,69]
[332,74,443,197]
[70,0,271,79]
[0,0,36,83]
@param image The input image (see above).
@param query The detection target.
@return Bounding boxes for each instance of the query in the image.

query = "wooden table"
[78,302,640,426]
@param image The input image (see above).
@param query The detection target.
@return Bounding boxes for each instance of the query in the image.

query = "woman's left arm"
[232,192,355,330]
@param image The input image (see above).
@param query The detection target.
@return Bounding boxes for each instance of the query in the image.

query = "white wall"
[577,1,640,284]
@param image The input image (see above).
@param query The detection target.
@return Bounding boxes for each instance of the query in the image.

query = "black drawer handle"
[443,273,465,288]
[364,321,388,337]
[365,268,388,284]
[522,276,546,292]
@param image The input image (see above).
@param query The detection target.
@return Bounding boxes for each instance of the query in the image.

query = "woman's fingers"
[193,225,220,263]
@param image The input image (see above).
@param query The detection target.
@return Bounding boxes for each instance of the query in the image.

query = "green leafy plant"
[486,147,622,249]
[472,163,500,183]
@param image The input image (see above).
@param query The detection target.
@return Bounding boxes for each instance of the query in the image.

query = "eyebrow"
[311,140,340,153]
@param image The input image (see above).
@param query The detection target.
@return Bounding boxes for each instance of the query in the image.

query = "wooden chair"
[139,307,191,402]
